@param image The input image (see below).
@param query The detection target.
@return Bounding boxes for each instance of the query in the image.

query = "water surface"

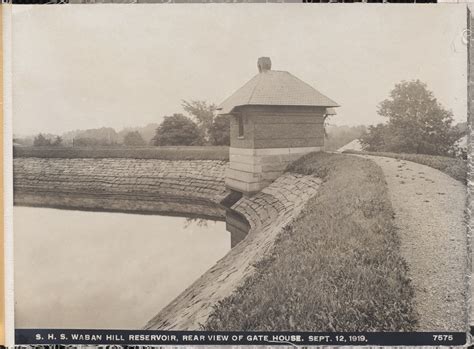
[14,207,229,329]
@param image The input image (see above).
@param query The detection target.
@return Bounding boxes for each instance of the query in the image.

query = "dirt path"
[357,155,468,331]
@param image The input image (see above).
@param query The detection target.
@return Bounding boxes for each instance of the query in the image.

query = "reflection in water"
[226,209,251,248]
[14,207,229,329]
[221,190,251,248]
[184,217,209,229]
[185,211,251,248]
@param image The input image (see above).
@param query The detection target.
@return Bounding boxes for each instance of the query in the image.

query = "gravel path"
[358,155,468,331]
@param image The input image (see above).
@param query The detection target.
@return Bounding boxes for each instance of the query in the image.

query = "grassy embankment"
[204,152,418,331]
[343,150,466,184]
[13,146,229,161]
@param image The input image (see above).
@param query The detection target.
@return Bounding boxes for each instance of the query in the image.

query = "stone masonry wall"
[14,157,322,330]
[144,173,321,330]
[14,158,228,219]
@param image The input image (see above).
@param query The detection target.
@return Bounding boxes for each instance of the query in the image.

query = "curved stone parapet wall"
[144,173,322,330]
[13,158,228,219]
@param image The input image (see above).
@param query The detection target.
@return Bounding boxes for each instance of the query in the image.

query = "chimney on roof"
[257,57,271,73]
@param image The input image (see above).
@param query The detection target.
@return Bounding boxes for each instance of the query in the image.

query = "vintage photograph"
[11,3,469,334]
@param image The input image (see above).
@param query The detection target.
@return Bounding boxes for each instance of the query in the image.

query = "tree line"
[27,81,466,158]
[29,100,229,147]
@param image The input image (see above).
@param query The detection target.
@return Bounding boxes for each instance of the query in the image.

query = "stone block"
[228,161,263,173]
[225,177,266,194]
[225,168,262,182]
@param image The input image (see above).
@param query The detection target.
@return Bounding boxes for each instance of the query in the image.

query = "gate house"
[218,57,339,195]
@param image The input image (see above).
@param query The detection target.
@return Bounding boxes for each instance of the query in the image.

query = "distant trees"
[65,127,119,147]
[13,137,33,147]
[52,136,63,146]
[73,138,114,147]
[33,134,62,147]
[152,114,203,146]
[360,80,461,156]
[123,131,146,146]
[325,125,366,151]
[33,134,49,146]
[28,100,231,149]
[117,123,159,145]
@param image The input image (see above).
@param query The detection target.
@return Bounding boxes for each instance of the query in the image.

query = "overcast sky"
[12,4,467,136]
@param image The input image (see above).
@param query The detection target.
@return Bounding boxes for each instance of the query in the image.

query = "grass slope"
[204,152,417,331]
[343,150,466,184]
[13,146,229,161]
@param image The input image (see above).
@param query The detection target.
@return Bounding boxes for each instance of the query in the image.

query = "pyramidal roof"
[218,57,340,115]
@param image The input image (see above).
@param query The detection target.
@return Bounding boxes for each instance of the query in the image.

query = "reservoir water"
[14,206,229,329]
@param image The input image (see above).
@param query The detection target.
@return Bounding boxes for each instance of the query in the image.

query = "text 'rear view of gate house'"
[10,4,469,343]
[220,57,339,195]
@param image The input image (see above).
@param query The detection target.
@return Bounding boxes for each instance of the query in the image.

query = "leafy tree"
[360,80,460,156]
[33,133,51,146]
[152,114,203,146]
[182,100,217,142]
[209,114,230,145]
[123,131,146,146]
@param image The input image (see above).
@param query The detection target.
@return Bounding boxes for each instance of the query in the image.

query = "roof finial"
[257,57,271,73]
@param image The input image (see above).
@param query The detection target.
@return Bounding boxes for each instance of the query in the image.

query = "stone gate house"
[217,57,339,195]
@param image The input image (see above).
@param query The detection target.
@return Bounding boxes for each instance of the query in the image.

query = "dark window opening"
[238,115,244,138]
